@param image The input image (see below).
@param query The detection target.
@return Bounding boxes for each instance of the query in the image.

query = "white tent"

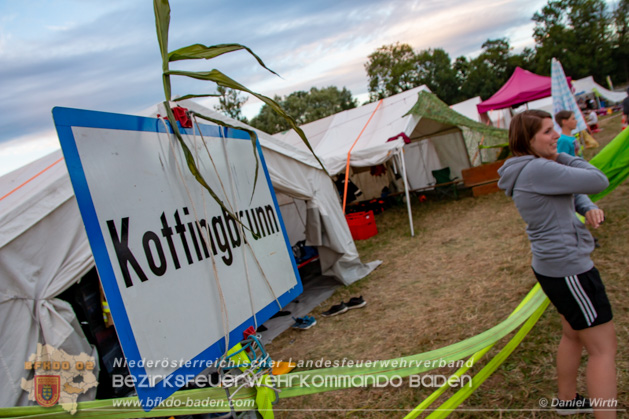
[0,152,98,407]
[0,107,379,407]
[273,86,485,186]
[572,76,627,104]
[274,86,430,175]
[451,96,512,129]
[272,86,438,236]
[271,87,513,236]
[515,76,628,115]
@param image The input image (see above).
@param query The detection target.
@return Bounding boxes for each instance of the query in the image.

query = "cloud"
[0,130,60,177]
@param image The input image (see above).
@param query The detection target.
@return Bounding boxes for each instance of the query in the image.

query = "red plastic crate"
[345,210,378,240]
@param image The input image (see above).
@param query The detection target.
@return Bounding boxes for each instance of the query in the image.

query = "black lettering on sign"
[104,204,281,286]
[107,218,149,288]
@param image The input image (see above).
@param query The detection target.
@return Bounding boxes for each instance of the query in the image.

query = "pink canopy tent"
[477,67,570,113]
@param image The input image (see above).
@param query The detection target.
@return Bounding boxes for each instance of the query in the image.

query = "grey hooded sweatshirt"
[497,153,609,277]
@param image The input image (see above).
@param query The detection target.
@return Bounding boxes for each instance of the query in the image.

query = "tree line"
[217,0,628,134]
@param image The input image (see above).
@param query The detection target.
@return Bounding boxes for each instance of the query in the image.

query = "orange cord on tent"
[0,157,64,202]
[342,99,383,213]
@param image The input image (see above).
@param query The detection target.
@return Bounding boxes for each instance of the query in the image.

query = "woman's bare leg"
[578,321,617,419]
[557,315,584,400]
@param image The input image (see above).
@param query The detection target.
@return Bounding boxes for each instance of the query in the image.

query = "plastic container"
[345,210,378,240]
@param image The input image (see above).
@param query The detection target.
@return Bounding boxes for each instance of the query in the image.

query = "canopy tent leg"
[398,150,414,237]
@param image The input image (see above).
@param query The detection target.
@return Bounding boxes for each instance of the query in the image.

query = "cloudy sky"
[0,0,556,175]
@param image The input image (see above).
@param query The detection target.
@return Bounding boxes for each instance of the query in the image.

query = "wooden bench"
[461,160,506,197]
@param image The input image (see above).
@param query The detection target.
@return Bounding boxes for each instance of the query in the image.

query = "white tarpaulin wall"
[275,192,307,246]
[0,153,98,407]
[429,130,471,180]
[0,107,379,407]
[401,139,442,190]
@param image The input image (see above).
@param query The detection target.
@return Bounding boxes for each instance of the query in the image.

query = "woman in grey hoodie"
[498,110,616,418]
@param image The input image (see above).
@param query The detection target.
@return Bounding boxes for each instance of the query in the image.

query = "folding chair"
[431,167,459,200]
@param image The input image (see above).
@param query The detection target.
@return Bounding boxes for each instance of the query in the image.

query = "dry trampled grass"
[265,114,628,418]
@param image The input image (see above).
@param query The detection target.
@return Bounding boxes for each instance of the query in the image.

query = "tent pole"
[398,149,414,237]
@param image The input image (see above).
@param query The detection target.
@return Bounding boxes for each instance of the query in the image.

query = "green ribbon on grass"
[0,286,547,418]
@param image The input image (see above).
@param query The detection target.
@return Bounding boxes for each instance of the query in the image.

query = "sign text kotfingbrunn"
[107,205,280,287]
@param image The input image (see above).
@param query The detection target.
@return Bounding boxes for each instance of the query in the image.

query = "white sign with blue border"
[52,107,302,410]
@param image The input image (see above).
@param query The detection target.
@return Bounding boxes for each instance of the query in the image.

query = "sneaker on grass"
[554,393,593,416]
[321,302,348,317]
[291,316,316,330]
[345,296,366,309]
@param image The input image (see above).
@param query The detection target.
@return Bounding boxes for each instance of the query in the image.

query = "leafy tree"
[611,0,629,82]
[214,86,248,122]
[415,48,461,104]
[249,86,357,134]
[365,43,422,101]
[531,0,614,81]
[457,38,526,100]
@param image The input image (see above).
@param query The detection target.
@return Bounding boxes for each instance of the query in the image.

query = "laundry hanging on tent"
[334,176,362,203]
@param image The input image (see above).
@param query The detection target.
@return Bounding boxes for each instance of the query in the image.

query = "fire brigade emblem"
[34,375,60,407]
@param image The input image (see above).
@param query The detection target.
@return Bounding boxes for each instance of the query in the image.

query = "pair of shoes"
[321,296,367,317]
[554,393,593,415]
[291,316,316,330]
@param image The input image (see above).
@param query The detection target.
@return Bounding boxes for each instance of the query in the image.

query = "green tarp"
[589,126,629,202]
[406,91,508,144]
[406,91,508,164]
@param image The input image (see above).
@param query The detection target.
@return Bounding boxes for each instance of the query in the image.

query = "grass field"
[266,112,628,418]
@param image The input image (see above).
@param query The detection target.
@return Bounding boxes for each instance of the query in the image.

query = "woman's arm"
[526,154,609,196]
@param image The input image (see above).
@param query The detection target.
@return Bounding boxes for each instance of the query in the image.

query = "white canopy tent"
[0,107,379,407]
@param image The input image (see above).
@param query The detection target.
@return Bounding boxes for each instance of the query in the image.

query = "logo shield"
[34,375,60,407]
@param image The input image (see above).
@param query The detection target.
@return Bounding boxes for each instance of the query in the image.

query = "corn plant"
[153,0,326,219]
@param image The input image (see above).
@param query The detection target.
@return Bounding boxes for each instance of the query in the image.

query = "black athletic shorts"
[533,266,613,330]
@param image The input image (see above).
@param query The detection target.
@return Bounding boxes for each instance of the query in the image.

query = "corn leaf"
[167,69,328,174]
[169,43,280,78]
[153,0,172,100]
[174,93,221,101]
[189,111,260,204]
[162,102,254,237]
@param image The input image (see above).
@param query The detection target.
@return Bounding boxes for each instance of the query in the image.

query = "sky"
[0,0,554,176]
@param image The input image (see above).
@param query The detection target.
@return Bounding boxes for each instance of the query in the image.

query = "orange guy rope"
[0,157,64,202]
[342,99,383,213]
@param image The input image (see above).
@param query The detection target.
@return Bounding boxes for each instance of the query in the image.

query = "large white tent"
[273,86,431,176]
[572,76,627,104]
[0,106,379,407]
[275,87,507,198]
[272,86,461,236]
